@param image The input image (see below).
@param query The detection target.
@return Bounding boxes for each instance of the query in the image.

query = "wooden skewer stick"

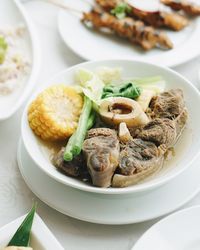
[42,0,83,17]
[81,0,94,7]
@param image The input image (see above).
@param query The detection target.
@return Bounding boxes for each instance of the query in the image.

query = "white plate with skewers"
[0,0,40,120]
[58,0,200,67]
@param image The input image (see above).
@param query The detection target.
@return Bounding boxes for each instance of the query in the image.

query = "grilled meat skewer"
[161,0,200,16]
[96,0,188,31]
[82,8,173,50]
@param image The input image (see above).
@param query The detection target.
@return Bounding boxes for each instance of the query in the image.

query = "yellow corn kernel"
[28,84,83,141]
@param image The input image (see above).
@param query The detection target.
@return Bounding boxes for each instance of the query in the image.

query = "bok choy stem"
[63,96,93,161]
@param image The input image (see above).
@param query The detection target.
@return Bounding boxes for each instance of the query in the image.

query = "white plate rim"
[132,205,200,249]
[17,139,200,225]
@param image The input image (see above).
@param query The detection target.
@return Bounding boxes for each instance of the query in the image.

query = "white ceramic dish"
[132,205,200,250]
[21,59,200,195]
[0,213,64,249]
[0,0,40,120]
[58,0,200,67]
[17,139,200,224]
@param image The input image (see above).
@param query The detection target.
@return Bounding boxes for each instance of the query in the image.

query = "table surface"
[1,1,200,249]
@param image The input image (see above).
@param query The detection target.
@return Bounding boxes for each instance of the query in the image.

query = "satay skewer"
[161,0,200,16]
[82,8,173,50]
[95,0,189,31]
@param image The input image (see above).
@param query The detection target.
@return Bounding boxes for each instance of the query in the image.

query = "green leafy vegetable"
[102,76,165,100]
[76,68,105,106]
[133,76,166,94]
[0,36,8,64]
[102,82,141,99]
[64,96,93,161]
[8,204,36,247]
[96,67,122,84]
[111,3,131,19]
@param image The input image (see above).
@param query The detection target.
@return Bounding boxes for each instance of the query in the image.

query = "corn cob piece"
[28,84,83,141]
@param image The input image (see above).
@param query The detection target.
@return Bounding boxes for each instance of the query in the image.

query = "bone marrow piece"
[99,97,149,127]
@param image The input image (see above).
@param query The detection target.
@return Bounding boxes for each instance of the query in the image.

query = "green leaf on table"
[8,204,36,247]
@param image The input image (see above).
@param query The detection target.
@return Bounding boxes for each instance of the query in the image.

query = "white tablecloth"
[1,1,200,249]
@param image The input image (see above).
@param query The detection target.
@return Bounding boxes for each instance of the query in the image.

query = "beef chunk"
[150,89,185,119]
[118,139,165,176]
[136,108,188,147]
[52,147,89,179]
[83,128,120,187]
[112,138,165,187]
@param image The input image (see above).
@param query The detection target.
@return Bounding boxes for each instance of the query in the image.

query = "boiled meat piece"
[83,128,120,187]
[136,118,177,147]
[174,108,188,136]
[53,147,89,179]
[113,89,188,187]
[150,89,185,119]
[136,107,188,147]
[112,139,165,187]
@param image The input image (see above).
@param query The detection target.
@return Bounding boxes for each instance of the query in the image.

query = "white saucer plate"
[0,0,40,120]
[58,0,200,67]
[132,205,200,250]
[17,139,200,225]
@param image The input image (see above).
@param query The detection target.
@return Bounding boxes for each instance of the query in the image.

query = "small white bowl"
[0,213,64,249]
[21,59,200,195]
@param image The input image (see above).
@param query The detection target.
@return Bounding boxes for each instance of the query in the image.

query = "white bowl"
[21,59,200,195]
[0,213,63,249]
[0,0,40,120]
[132,205,200,250]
